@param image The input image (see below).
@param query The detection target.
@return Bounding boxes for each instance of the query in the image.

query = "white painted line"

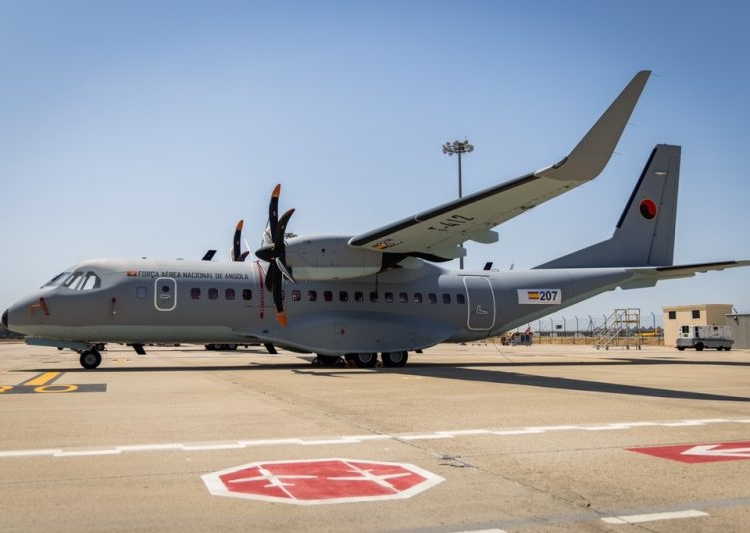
[453,529,507,533]
[399,434,452,441]
[118,444,184,452]
[602,509,708,524]
[0,449,62,458]
[55,449,122,457]
[2,417,749,460]
[182,443,246,452]
[492,429,545,435]
[436,429,493,437]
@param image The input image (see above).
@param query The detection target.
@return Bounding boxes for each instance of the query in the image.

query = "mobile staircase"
[594,308,642,350]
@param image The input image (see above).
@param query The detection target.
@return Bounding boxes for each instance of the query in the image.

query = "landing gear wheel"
[315,355,342,367]
[80,350,102,369]
[349,352,378,368]
[381,351,408,367]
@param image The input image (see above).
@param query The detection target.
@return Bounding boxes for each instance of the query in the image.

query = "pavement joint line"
[2,417,749,459]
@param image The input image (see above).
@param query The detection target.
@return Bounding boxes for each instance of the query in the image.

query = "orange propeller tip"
[272,184,281,198]
[277,312,288,327]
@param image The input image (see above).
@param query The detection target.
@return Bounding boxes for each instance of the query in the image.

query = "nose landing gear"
[79,349,102,369]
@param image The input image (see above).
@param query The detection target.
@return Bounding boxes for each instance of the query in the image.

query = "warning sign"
[202,458,444,505]
[628,441,750,463]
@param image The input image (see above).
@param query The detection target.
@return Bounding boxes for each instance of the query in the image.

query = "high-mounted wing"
[349,70,651,261]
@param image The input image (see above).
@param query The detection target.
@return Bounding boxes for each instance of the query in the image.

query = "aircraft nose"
[1,308,8,329]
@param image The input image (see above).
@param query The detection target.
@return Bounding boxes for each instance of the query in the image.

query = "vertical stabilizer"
[535,144,681,268]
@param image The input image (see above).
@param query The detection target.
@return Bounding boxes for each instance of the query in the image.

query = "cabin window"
[354,291,364,302]
[63,272,83,289]
[225,288,235,300]
[324,291,333,302]
[413,293,423,303]
[668,311,676,320]
[307,290,317,302]
[42,272,70,288]
[136,287,147,299]
[369,292,379,302]
[456,294,466,305]
[385,292,394,303]
[399,292,408,303]
[428,293,437,304]
[191,288,201,300]
[208,288,219,300]
[242,289,252,300]
[442,294,451,304]
[292,290,301,301]
[339,291,348,302]
[692,310,700,319]
[80,272,101,290]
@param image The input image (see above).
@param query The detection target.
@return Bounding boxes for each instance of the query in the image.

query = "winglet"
[536,70,651,181]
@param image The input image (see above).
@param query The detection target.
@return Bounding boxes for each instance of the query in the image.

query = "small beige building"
[662,304,733,348]
[725,313,750,349]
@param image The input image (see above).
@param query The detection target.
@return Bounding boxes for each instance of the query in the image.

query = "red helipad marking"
[628,441,750,463]
[202,458,444,505]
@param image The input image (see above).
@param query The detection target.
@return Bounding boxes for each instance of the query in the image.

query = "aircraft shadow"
[24,357,750,402]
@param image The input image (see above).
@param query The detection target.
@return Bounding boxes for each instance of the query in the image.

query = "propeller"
[256,184,296,326]
[231,220,250,262]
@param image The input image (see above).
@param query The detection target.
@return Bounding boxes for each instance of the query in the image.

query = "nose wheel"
[79,349,102,369]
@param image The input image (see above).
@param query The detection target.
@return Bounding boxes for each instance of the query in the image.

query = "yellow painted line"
[22,372,61,387]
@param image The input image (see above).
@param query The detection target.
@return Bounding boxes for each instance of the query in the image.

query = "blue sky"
[2,1,749,328]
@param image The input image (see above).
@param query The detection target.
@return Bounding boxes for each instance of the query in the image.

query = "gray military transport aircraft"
[3,70,748,369]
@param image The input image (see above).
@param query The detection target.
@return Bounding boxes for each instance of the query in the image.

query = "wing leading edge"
[349,70,651,261]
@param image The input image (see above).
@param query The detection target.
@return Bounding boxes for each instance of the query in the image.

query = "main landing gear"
[314,352,409,368]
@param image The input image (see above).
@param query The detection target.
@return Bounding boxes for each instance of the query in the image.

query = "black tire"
[695,342,704,351]
[381,351,408,367]
[316,355,340,366]
[677,346,685,351]
[80,350,102,369]
[352,352,378,368]
[725,346,732,351]
[716,346,723,351]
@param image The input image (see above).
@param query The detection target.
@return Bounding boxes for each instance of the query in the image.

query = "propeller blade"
[265,261,278,292]
[232,219,244,261]
[275,208,295,244]
[275,257,295,283]
[269,184,281,239]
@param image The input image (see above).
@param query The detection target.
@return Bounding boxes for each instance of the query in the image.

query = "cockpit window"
[63,271,102,290]
[41,272,70,288]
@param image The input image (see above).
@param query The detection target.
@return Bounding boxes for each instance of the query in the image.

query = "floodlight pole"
[442,139,474,269]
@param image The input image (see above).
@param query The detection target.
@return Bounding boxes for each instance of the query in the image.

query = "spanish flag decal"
[518,289,562,305]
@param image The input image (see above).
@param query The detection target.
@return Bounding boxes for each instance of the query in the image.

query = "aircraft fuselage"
[5,257,634,358]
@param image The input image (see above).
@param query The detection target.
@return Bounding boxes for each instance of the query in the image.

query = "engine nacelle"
[283,235,384,280]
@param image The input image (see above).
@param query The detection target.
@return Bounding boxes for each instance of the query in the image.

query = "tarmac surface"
[1,341,749,532]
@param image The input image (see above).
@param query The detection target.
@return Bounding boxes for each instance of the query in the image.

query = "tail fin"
[535,144,681,268]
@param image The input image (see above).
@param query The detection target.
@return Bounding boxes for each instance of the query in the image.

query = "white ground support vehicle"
[676,325,733,351]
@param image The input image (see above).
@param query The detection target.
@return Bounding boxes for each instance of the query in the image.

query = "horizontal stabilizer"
[619,260,750,289]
